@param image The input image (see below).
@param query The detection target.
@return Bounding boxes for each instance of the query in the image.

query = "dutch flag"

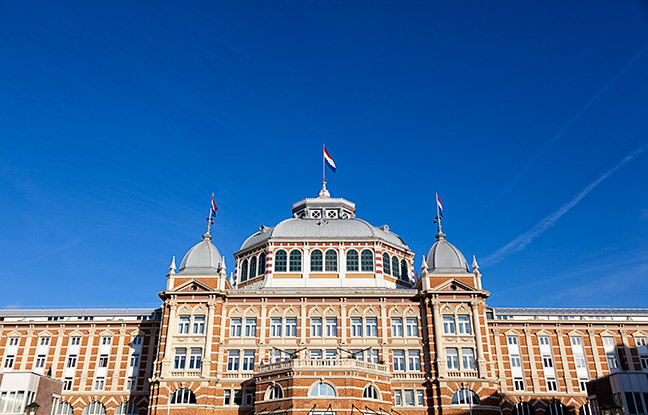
[323,145,336,173]
[211,193,218,215]
[436,193,444,219]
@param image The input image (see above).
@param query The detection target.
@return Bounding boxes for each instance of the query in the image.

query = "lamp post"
[600,404,611,415]
[26,402,40,415]
[610,403,623,415]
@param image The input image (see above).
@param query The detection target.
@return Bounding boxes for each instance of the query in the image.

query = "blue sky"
[1,1,647,309]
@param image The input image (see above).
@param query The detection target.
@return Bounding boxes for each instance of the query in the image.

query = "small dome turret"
[177,234,223,275]
[425,232,470,273]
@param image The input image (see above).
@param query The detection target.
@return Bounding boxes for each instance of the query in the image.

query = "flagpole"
[322,143,326,184]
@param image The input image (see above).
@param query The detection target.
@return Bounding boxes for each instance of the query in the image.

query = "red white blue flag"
[436,193,443,219]
[211,193,218,214]
[323,145,336,173]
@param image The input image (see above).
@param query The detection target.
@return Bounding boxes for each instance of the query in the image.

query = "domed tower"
[233,184,415,289]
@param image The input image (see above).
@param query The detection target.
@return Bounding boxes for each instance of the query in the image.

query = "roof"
[239,217,409,252]
[425,233,470,273]
[178,235,223,275]
[491,307,648,316]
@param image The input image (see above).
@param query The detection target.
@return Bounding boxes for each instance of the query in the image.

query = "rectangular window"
[404,390,415,406]
[101,337,111,345]
[245,389,254,407]
[416,390,424,406]
[542,355,553,368]
[575,355,586,369]
[634,392,644,414]
[352,349,364,360]
[365,318,378,337]
[570,337,583,347]
[446,348,459,370]
[457,315,471,334]
[244,318,257,337]
[227,350,240,371]
[8,338,19,346]
[507,336,518,346]
[230,318,242,337]
[394,390,402,406]
[539,336,550,345]
[511,354,521,368]
[71,337,81,346]
[193,315,205,334]
[408,350,421,371]
[626,392,637,415]
[325,349,336,359]
[178,316,190,334]
[391,318,404,337]
[35,355,46,369]
[40,337,51,346]
[4,355,14,369]
[224,390,231,405]
[63,378,73,391]
[311,317,322,337]
[514,378,524,391]
[67,354,77,367]
[98,354,108,368]
[547,378,558,391]
[368,349,379,363]
[94,377,105,390]
[579,378,588,392]
[174,348,186,369]
[310,349,322,359]
[234,389,243,406]
[393,350,405,371]
[189,348,202,370]
[325,318,337,337]
[126,377,136,390]
[132,337,143,346]
[285,318,297,337]
[130,353,140,368]
[443,316,455,334]
[405,318,418,337]
[640,356,648,370]
[351,318,363,337]
[270,318,282,337]
[607,354,619,370]
[636,337,647,347]
[242,350,255,371]
[462,348,475,370]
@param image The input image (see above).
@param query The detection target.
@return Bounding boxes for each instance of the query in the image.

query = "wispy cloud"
[486,41,648,209]
[483,142,648,266]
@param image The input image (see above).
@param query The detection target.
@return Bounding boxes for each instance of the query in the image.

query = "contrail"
[486,41,648,208]
[483,142,648,266]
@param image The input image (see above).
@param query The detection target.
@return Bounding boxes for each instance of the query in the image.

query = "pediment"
[631,330,646,338]
[269,306,283,317]
[568,329,585,337]
[364,306,378,317]
[228,307,243,318]
[389,306,403,317]
[308,306,323,317]
[243,306,259,317]
[599,330,617,337]
[504,329,521,336]
[404,306,418,317]
[7,330,22,337]
[99,329,115,336]
[38,330,53,337]
[433,278,478,292]
[170,279,214,293]
[324,306,339,317]
[67,330,84,337]
[284,306,298,317]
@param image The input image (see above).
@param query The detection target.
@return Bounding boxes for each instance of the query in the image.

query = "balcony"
[446,370,479,378]
[170,370,201,378]
[257,358,388,375]
[392,372,425,380]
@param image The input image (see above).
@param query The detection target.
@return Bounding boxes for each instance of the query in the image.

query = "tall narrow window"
[446,348,459,370]
[457,315,471,334]
[242,351,255,371]
[244,318,257,337]
[392,317,404,337]
[258,253,266,275]
[365,318,378,337]
[393,350,405,371]
[408,350,421,371]
[401,259,408,281]
[230,318,242,337]
[193,315,205,334]
[443,316,456,334]
[285,318,297,337]
[289,250,302,272]
[310,249,323,271]
[270,318,282,337]
[249,256,257,279]
[311,318,322,336]
[361,250,374,271]
[227,350,240,371]
[178,316,190,334]
[346,249,359,271]
[392,256,400,278]
[174,348,186,369]
[325,318,337,337]
[351,318,363,337]
[274,250,287,272]
[241,259,249,281]
[405,318,418,337]
[383,253,391,275]
[462,348,475,370]
[325,250,338,272]
[188,348,202,370]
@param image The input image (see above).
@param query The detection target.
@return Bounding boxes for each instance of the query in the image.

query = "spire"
[434,192,445,240]
[472,255,479,272]
[169,256,176,275]
[318,180,330,198]
[220,257,227,273]
[421,255,429,272]
[203,210,214,240]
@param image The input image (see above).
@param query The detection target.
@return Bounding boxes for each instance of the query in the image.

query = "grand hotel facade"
[1,185,647,415]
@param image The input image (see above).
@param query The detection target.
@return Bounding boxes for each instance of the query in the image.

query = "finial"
[472,255,479,271]
[220,257,226,272]
[318,180,330,198]
[421,255,428,272]
[169,256,176,274]
[203,211,214,240]
[434,192,444,239]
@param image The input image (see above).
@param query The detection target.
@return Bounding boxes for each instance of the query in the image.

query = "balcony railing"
[170,370,201,377]
[446,370,479,378]
[257,358,388,374]
[392,372,425,379]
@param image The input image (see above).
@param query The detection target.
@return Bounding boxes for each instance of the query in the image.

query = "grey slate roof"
[426,235,470,273]
[239,218,409,252]
[178,237,222,275]
[491,307,648,316]
[0,308,160,317]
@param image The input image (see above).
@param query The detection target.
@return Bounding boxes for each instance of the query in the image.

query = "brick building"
[1,185,647,415]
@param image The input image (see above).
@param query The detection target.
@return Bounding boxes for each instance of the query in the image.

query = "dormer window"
[311,210,321,219]
[327,210,338,219]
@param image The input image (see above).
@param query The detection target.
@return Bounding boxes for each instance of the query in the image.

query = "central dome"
[425,233,470,273]
[178,234,223,275]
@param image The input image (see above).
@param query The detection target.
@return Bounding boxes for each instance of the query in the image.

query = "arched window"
[115,402,138,415]
[310,382,336,397]
[258,253,266,275]
[392,256,400,278]
[170,388,196,405]
[362,385,379,400]
[361,250,374,272]
[325,250,337,272]
[54,402,74,415]
[266,384,284,400]
[451,389,480,405]
[383,253,391,275]
[249,256,257,280]
[400,259,408,281]
[512,402,536,415]
[346,249,359,271]
[311,250,323,272]
[241,259,248,282]
[547,402,568,415]
[289,250,302,272]
[82,402,106,415]
[274,250,287,272]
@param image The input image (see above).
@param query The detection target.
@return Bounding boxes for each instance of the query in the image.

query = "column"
[110,326,127,391]
[260,299,268,343]
[587,329,603,377]
[470,300,486,377]
[380,298,388,344]
[431,299,445,377]
[340,298,347,344]
[523,327,540,391]
[160,299,177,378]
[620,330,637,370]
[555,329,575,393]
[492,328,506,390]
[300,298,307,345]
[203,298,217,377]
